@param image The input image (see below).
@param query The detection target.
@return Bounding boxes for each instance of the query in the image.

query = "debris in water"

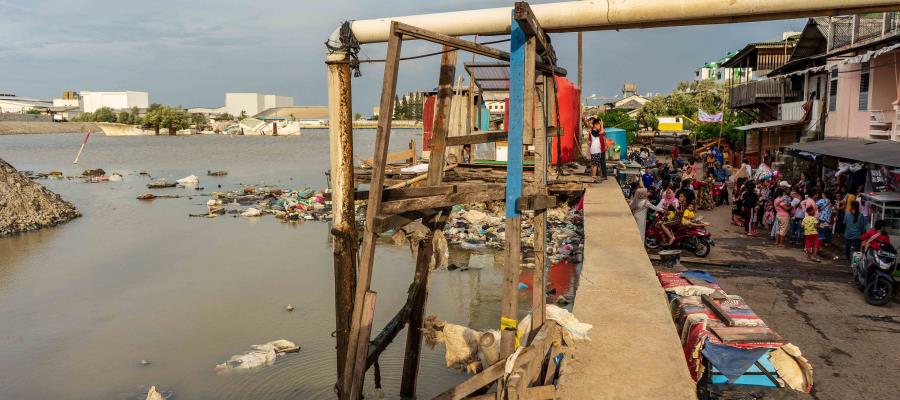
[176,175,199,186]
[286,304,295,312]
[214,339,300,374]
[147,179,176,189]
[241,207,263,217]
[139,359,151,366]
[207,170,228,176]
[136,193,180,200]
[81,168,106,177]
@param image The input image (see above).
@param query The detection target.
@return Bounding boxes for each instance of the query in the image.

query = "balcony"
[729,79,801,109]
[827,13,900,53]
[869,109,898,141]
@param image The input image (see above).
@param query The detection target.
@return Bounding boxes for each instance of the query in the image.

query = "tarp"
[786,138,900,167]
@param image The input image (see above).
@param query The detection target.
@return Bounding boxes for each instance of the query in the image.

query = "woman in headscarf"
[630,187,665,243]
[656,188,680,211]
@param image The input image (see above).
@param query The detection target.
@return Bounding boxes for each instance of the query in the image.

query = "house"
[603,84,649,118]
[80,91,149,113]
[695,52,752,83]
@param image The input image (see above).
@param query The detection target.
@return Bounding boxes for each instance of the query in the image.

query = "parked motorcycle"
[850,242,898,306]
[645,222,714,257]
[712,181,728,206]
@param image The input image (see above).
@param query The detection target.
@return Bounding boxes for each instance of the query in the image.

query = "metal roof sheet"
[787,138,900,167]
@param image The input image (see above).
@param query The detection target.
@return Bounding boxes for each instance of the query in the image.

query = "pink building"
[824,46,900,141]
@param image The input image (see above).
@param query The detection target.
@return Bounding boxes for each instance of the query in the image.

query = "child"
[763,201,775,231]
[802,206,820,262]
[659,204,677,245]
[682,203,710,227]
[588,118,607,182]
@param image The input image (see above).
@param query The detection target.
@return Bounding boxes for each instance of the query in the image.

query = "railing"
[729,79,800,109]
[827,12,900,52]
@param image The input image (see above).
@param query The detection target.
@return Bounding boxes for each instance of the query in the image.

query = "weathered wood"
[432,346,534,400]
[361,147,417,167]
[516,194,556,212]
[543,341,561,386]
[467,385,556,400]
[425,46,458,187]
[393,22,567,76]
[701,293,737,327]
[400,209,451,397]
[513,2,557,65]
[478,332,500,370]
[389,164,458,190]
[381,185,538,215]
[327,52,357,385]
[531,73,548,328]
[445,131,508,146]
[348,291,377,400]
[341,24,403,400]
[524,321,559,386]
[374,209,439,234]
[523,35,536,146]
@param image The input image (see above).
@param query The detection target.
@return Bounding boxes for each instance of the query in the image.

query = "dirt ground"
[653,205,900,400]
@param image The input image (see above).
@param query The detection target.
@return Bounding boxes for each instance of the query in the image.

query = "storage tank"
[552,76,579,165]
[604,127,627,160]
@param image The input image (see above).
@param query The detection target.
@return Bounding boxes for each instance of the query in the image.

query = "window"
[859,62,870,111]
[828,68,838,112]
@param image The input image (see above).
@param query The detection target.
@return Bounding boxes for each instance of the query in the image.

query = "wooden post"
[501,15,527,359]
[531,73,547,328]
[401,46,458,398]
[577,32,583,152]
[327,51,356,386]
[348,291,377,399]
[341,23,403,400]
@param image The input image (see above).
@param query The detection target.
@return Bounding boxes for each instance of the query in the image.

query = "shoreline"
[0,121,422,135]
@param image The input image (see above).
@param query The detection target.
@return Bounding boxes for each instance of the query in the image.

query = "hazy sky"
[1,0,805,113]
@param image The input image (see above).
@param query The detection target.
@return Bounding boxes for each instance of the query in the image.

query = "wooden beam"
[523,34,536,146]
[401,209,451,397]
[348,291,377,400]
[373,209,439,234]
[393,22,567,76]
[531,74,548,327]
[380,185,537,215]
[445,131,508,146]
[467,385,556,400]
[425,46,459,186]
[341,23,403,400]
[513,1,557,65]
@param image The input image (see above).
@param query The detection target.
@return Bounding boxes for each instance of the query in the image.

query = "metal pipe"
[344,0,900,44]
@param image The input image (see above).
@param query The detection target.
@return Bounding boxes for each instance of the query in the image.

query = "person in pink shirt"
[773,190,792,246]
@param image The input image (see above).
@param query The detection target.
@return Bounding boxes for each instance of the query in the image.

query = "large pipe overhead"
[346,0,900,44]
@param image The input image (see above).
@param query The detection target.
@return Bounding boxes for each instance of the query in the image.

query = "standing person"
[741,182,759,236]
[588,118,607,182]
[774,190,792,246]
[671,147,680,168]
[789,192,805,245]
[816,192,834,246]
[843,201,868,260]
[630,187,665,243]
[802,207,821,262]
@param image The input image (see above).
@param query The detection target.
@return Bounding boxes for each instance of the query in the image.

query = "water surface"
[0,131,527,399]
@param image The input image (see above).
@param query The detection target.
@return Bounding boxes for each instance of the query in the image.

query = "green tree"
[393,95,403,120]
[353,112,363,120]
[215,112,234,121]
[116,112,131,124]
[594,109,640,143]
[143,105,190,134]
[25,108,43,115]
[238,111,248,120]
[93,107,117,123]
[190,113,208,126]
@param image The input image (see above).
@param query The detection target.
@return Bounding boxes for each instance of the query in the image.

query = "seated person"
[681,203,710,227]
[861,220,892,252]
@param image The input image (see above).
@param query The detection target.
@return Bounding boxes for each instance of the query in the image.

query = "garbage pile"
[442,201,584,264]
[1,158,81,237]
[203,187,332,222]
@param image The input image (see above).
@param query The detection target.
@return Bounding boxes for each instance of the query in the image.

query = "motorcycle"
[645,221,714,257]
[712,181,728,206]
[850,242,898,306]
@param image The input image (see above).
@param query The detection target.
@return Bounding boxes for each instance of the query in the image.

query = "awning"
[735,120,804,131]
[786,138,900,167]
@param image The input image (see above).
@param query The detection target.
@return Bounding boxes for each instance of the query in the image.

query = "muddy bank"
[0,158,81,236]
[0,121,98,135]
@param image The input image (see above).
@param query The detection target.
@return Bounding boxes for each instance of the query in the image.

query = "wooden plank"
[388,163,457,190]
[523,34,536,146]
[467,385,556,400]
[393,22,566,76]
[348,291,377,400]
[531,73,548,327]
[516,194,556,212]
[701,294,737,327]
[400,210,451,397]
[425,46,458,186]
[445,131,508,146]
[524,321,559,386]
[361,148,416,167]
[341,24,403,400]
[373,209,438,234]
[432,345,538,400]
[710,326,784,344]
[381,185,538,217]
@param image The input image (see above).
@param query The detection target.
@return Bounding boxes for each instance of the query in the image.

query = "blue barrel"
[605,127,627,160]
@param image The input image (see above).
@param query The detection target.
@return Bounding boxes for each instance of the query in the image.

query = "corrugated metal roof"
[465,63,511,92]
[735,120,803,131]
[787,138,900,167]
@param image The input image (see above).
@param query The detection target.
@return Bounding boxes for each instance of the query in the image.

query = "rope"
[325,21,362,77]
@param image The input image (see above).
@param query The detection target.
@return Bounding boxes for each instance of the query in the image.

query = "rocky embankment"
[0,121,98,134]
[0,158,81,236]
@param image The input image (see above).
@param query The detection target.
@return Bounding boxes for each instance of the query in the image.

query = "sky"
[0,0,805,113]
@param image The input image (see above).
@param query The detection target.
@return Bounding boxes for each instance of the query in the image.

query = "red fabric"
[804,234,820,250]
[861,229,891,250]
[552,76,579,165]
[422,94,436,151]
[503,97,510,133]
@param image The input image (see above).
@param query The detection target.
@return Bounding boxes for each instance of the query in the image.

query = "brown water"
[0,131,532,399]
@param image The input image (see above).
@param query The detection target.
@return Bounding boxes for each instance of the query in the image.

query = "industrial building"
[224,93,294,117]
[79,91,149,113]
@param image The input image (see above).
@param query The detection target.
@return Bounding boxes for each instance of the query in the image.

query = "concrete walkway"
[558,184,696,399]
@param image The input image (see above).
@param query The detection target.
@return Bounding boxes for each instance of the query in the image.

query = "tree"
[215,112,234,121]
[143,105,190,134]
[25,108,43,115]
[594,109,640,143]
[393,95,403,120]
[92,107,117,123]
[238,111,248,120]
[353,112,363,120]
[191,113,208,126]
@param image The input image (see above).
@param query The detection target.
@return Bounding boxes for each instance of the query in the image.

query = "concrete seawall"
[558,184,696,399]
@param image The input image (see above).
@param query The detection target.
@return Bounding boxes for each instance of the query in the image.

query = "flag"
[698,110,723,123]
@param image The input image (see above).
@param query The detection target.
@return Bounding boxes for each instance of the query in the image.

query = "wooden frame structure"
[330,3,569,399]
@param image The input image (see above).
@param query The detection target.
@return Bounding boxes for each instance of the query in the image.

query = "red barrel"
[552,76,580,165]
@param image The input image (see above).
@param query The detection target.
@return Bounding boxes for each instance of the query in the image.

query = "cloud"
[2,0,805,110]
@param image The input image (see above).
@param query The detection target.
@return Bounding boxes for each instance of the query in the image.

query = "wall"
[263,95,293,110]
[0,113,53,122]
[81,91,149,113]
[225,93,263,117]
[824,60,870,139]
[870,49,899,112]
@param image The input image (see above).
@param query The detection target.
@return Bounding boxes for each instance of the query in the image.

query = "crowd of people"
[613,139,892,264]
